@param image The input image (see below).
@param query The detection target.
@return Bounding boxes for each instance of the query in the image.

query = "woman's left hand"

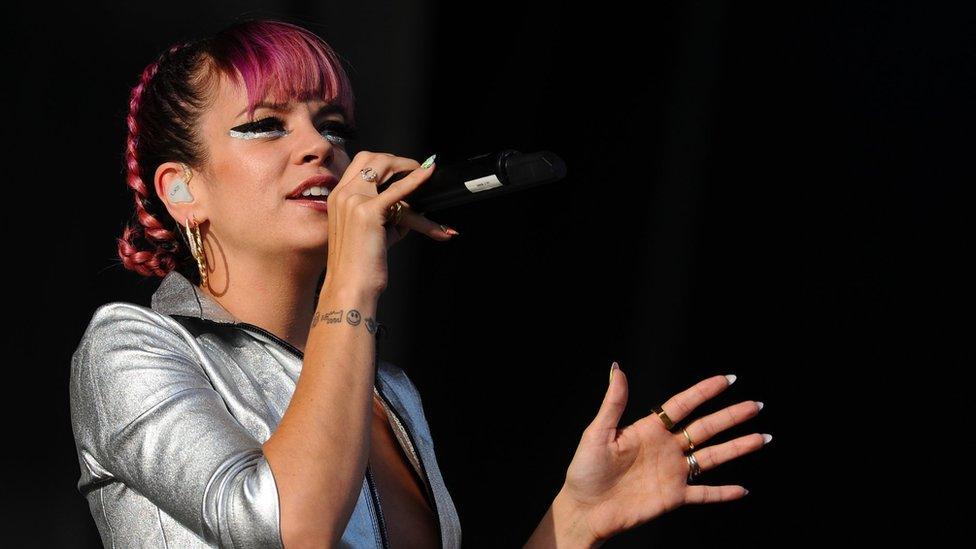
[558,364,769,544]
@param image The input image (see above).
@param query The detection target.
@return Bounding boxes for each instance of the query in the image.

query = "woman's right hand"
[321,151,452,297]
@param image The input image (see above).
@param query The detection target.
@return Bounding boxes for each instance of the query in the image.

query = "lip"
[287,173,339,199]
[288,198,328,212]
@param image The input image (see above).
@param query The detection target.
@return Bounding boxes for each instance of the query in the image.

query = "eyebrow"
[236,102,347,120]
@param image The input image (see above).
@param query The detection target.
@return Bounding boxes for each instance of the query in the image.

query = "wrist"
[320,283,381,307]
[315,285,382,336]
[552,486,605,548]
[525,486,604,549]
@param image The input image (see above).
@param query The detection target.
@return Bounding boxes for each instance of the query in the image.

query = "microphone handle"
[376,149,567,214]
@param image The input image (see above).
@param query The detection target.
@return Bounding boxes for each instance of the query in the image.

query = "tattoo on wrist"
[312,309,378,334]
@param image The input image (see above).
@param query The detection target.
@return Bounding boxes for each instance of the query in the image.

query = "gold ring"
[386,201,406,226]
[682,428,695,451]
[651,405,675,431]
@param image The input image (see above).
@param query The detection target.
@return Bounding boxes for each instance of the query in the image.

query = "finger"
[589,362,629,438]
[384,208,424,245]
[683,484,750,505]
[374,160,436,214]
[338,151,421,196]
[386,220,407,248]
[653,374,736,428]
[688,433,770,475]
[675,400,763,449]
[394,208,455,241]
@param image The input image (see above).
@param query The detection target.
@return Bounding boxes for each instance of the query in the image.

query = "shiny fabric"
[69,269,462,548]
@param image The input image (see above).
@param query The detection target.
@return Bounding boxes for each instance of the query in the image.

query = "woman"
[69,18,771,548]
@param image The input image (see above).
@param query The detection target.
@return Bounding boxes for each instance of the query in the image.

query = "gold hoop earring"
[184,214,208,288]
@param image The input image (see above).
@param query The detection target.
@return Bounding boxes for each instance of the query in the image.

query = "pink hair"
[209,20,357,126]
[117,19,356,281]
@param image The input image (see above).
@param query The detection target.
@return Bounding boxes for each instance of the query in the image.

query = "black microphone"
[376,149,567,214]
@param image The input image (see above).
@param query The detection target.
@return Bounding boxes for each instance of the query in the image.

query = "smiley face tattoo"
[311,308,378,334]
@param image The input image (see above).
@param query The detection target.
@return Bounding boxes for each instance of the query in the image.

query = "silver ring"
[686,452,702,481]
[360,167,379,183]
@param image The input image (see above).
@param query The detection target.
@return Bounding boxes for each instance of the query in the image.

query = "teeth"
[301,186,330,197]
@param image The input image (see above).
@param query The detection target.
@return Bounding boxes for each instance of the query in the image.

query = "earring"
[167,163,194,204]
[184,214,209,288]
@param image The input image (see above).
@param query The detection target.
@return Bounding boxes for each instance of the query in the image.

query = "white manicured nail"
[762,433,773,444]
[725,374,737,385]
[756,401,764,411]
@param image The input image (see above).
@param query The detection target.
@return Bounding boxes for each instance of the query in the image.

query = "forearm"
[262,284,380,547]
[525,486,606,549]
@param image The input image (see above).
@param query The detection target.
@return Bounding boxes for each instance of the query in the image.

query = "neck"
[200,253,324,354]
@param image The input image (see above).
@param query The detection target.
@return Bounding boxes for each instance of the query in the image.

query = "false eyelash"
[228,116,359,144]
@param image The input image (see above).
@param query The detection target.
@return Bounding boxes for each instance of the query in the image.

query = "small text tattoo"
[324,309,343,324]
[311,308,376,333]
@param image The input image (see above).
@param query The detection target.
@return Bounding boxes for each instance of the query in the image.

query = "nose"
[294,118,335,167]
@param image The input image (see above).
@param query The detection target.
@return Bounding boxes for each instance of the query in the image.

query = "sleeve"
[69,303,284,549]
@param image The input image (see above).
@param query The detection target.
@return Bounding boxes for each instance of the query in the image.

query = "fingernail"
[762,433,773,445]
[743,488,750,496]
[421,153,437,169]
[725,374,737,385]
[756,401,764,411]
[609,361,619,384]
[439,224,459,236]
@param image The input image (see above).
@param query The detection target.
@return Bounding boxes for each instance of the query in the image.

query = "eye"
[228,116,289,139]
[319,121,359,148]
[228,116,359,148]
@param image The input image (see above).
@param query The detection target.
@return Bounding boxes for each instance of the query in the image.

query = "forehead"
[211,71,331,121]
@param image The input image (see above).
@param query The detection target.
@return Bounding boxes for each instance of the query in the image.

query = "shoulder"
[70,301,202,389]
[90,299,182,326]
[69,302,214,431]
[77,301,185,344]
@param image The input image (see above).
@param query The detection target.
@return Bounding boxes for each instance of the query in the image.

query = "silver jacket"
[68,269,462,548]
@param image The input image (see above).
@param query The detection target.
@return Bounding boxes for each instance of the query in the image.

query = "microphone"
[376,149,567,214]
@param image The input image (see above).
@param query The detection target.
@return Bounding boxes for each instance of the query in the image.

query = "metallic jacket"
[68,269,462,548]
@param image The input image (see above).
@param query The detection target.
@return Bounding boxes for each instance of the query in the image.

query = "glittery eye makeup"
[228,116,359,147]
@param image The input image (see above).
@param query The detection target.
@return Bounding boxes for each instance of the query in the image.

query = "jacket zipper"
[374,387,444,547]
[239,322,400,549]
[365,465,390,548]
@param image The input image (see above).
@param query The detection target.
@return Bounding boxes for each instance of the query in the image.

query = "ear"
[155,161,206,225]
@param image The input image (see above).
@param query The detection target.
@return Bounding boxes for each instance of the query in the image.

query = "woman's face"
[164,72,353,266]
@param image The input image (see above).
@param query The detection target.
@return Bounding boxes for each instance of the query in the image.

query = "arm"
[71,285,381,548]
[262,285,381,547]
[524,486,605,549]
[69,303,286,548]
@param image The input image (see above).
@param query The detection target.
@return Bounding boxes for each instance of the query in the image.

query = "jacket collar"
[150,269,241,325]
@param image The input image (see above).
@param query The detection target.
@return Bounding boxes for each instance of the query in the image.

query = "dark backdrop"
[3,1,967,546]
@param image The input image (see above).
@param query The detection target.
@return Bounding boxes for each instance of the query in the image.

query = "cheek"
[334,155,353,178]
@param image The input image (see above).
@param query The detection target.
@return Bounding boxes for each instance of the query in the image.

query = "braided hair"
[116,19,356,285]
[117,40,201,280]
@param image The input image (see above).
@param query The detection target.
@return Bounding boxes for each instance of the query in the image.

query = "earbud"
[168,178,194,203]
[166,163,194,204]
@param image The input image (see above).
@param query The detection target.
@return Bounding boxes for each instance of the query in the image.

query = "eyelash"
[229,116,359,146]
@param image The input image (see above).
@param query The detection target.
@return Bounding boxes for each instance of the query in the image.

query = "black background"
[3,1,968,546]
